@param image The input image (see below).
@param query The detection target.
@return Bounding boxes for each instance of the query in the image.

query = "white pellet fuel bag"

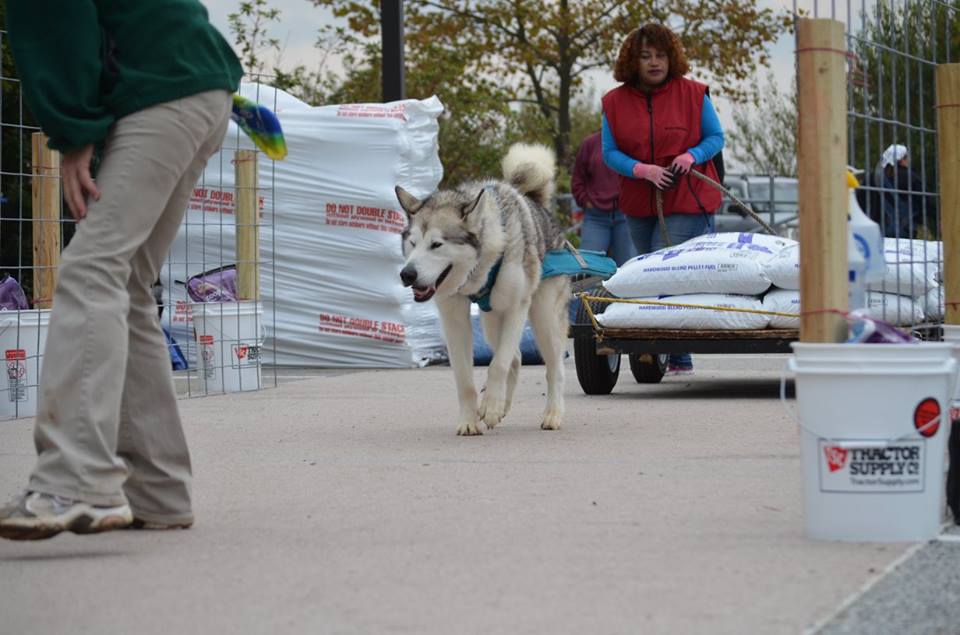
[763,243,800,290]
[596,294,770,330]
[763,289,926,327]
[762,289,801,328]
[603,233,791,298]
[868,238,942,298]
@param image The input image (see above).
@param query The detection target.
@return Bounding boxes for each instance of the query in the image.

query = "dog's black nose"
[400,266,418,287]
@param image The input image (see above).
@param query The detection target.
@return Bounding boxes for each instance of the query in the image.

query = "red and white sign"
[323,200,406,234]
[5,349,27,402]
[231,343,261,369]
[335,103,407,121]
[318,313,406,345]
[818,440,925,493]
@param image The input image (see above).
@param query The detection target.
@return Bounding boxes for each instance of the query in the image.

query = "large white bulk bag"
[162,84,446,368]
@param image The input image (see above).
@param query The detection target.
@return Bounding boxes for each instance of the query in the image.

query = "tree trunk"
[555,0,572,168]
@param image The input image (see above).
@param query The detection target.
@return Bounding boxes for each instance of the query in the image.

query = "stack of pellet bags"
[598,232,944,330]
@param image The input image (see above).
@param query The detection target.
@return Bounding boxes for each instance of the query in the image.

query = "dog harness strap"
[468,258,502,312]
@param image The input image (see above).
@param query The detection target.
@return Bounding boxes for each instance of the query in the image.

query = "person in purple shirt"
[571,130,637,266]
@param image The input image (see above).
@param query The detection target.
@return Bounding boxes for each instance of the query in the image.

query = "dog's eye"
[408,240,416,248]
[430,241,443,250]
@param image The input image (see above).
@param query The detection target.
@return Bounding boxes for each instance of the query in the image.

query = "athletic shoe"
[0,491,132,541]
[665,362,694,376]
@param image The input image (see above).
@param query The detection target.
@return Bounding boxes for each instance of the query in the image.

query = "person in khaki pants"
[0,0,243,540]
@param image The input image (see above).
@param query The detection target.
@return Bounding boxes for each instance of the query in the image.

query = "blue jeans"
[569,208,637,326]
[625,213,716,368]
[625,213,715,255]
[580,208,637,266]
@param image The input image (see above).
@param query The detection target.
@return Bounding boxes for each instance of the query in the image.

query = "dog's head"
[395,185,485,303]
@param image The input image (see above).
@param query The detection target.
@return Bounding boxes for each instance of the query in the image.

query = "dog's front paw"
[479,393,507,430]
[540,409,562,430]
[456,420,483,436]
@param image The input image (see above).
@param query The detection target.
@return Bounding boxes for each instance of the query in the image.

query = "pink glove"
[632,162,675,191]
[671,152,695,175]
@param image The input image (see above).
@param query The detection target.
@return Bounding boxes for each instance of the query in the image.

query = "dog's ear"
[395,186,422,216]
[461,189,485,219]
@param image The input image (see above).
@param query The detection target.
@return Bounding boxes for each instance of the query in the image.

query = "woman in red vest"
[601,23,725,374]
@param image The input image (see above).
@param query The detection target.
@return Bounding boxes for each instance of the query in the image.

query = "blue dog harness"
[469,244,617,312]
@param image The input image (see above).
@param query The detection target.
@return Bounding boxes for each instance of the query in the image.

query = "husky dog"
[395,143,571,436]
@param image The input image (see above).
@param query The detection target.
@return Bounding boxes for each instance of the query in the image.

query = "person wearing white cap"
[865,143,929,239]
[881,143,909,169]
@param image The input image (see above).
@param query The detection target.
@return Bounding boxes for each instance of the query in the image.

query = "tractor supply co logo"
[231,343,261,369]
[5,349,27,402]
[198,335,216,380]
[818,440,924,493]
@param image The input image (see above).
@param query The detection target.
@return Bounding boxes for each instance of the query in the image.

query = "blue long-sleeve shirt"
[601,94,724,178]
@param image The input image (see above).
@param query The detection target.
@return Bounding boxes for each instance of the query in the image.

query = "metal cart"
[570,289,799,394]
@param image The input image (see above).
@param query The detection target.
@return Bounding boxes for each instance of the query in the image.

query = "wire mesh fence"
[794,0,956,334]
[0,25,280,419]
[160,78,280,399]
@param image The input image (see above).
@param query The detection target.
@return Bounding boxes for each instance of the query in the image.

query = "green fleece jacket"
[6,0,243,152]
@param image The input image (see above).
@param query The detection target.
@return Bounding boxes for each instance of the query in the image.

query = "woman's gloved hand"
[670,152,695,175]
[632,162,675,191]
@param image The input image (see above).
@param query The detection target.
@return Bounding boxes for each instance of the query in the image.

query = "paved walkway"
[0,359,948,633]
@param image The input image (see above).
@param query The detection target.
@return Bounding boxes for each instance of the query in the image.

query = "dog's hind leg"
[436,295,482,436]
[529,277,570,430]
[479,301,530,431]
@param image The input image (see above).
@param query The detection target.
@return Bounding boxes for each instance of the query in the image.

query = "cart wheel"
[573,287,619,394]
[628,353,668,384]
[574,337,620,394]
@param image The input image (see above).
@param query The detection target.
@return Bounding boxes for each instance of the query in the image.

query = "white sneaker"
[0,491,132,541]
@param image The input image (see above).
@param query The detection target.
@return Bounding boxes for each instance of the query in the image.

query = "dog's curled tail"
[501,143,556,208]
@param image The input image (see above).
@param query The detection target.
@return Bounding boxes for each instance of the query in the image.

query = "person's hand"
[632,162,675,191]
[670,152,695,175]
[61,143,100,220]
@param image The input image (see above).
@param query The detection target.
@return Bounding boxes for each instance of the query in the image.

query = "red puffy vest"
[601,77,722,218]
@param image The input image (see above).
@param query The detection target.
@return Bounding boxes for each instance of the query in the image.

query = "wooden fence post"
[235,149,260,301]
[796,18,849,343]
[937,63,960,325]
[31,133,61,309]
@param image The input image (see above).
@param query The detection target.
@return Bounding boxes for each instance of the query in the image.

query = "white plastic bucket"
[191,301,263,393]
[0,310,51,419]
[789,342,958,542]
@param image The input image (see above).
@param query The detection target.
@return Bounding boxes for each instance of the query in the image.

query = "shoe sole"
[126,519,193,530]
[0,511,132,541]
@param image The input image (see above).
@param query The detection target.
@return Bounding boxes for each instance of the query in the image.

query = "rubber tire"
[573,287,619,395]
[628,353,668,384]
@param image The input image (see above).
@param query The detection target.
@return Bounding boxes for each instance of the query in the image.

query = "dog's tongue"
[413,285,435,301]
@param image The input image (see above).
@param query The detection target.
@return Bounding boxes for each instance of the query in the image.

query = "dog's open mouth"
[412,265,452,302]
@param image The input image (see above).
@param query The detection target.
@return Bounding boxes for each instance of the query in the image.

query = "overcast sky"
[200,0,852,136]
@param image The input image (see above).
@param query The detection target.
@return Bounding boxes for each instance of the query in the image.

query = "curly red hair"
[613,23,690,85]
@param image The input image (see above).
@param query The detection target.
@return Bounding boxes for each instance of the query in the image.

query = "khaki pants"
[29,90,231,524]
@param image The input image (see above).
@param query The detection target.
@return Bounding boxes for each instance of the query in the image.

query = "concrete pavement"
[0,358,945,633]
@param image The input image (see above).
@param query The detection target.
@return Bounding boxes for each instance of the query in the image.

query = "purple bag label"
[0,276,29,311]
[186,268,238,303]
